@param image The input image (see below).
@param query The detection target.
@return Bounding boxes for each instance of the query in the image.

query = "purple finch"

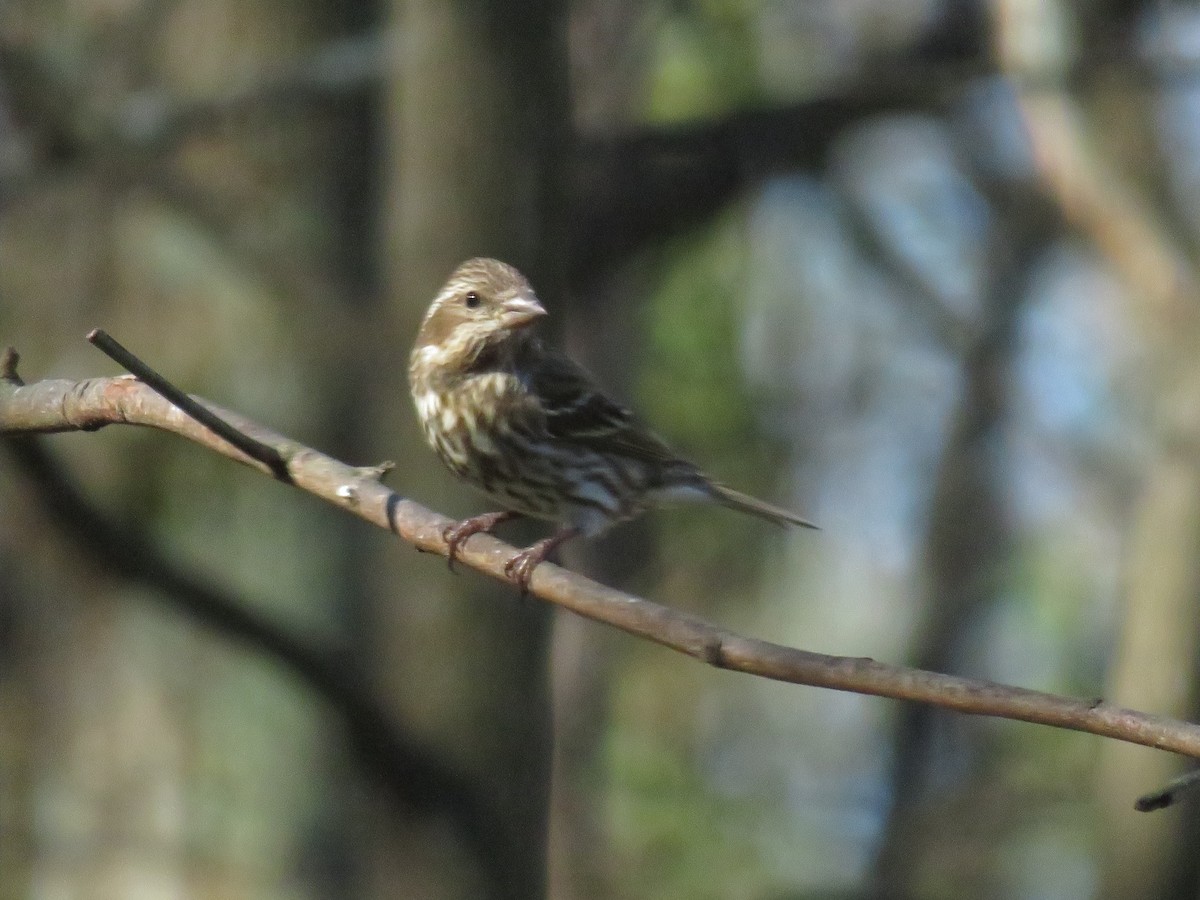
[409,257,815,590]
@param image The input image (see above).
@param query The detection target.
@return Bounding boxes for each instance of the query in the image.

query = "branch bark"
[5,348,1200,782]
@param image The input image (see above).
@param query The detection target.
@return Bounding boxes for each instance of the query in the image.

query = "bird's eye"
[464,291,481,308]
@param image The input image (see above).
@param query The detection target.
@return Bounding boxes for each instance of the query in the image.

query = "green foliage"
[637,210,792,597]
[639,217,755,448]
[605,657,771,899]
[642,4,757,123]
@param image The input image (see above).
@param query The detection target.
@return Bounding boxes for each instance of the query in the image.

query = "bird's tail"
[707,483,818,529]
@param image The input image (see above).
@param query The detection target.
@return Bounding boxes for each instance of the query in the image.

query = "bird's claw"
[501,526,581,595]
[442,511,519,571]
[442,520,480,571]
[442,524,466,571]
[504,549,543,595]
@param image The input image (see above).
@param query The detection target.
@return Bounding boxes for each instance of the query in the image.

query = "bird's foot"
[442,511,520,570]
[504,526,581,595]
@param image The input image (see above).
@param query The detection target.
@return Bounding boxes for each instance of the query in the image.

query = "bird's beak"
[500,295,547,329]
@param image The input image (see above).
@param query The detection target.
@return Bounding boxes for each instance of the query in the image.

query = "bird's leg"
[504,526,582,594]
[443,511,522,570]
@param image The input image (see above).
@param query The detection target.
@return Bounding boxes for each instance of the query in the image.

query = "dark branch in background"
[566,67,968,284]
[0,349,511,886]
[107,32,391,156]
[0,438,510,888]
[4,338,1200,801]
[0,437,466,799]
[2,14,1190,176]
[0,32,390,163]
[8,19,1198,285]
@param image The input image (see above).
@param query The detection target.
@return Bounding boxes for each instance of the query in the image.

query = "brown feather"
[409,257,818,570]
[706,483,819,529]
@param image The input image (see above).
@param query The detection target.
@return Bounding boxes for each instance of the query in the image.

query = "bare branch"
[4,342,1200,782]
[3,433,518,888]
[87,329,288,478]
[0,345,531,892]
[1137,768,1200,812]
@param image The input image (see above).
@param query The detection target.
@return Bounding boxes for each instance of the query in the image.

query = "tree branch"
[0,435,492,821]
[0,392,515,885]
[1137,768,1200,812]
[4,340,1200,795]
[86,329,289,477]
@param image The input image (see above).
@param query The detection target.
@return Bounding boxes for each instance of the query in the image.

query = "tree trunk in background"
[1096,365,1200,900]
[870,257,1023,896]
[369,2,567,898]
[990,2,1200,894]
[1,0,363,896]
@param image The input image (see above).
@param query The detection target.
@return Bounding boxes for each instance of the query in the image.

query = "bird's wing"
[524,346,683,465]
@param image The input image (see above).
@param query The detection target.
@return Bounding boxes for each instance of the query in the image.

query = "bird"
[408,257,816,590]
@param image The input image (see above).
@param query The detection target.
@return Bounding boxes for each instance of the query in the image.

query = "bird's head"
[412,258,547,374]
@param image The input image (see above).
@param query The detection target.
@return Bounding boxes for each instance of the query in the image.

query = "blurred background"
[2,0,1198,897]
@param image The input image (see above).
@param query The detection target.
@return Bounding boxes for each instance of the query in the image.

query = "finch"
[409,257,816,589]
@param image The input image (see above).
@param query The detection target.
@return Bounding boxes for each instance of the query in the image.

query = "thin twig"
[2,435,514,885]
[4,345,1200,778]
[1136,768,1200,812]
[1,347,21,384]
[87,329,289,479]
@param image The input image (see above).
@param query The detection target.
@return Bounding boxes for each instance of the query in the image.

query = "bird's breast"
[414,374,525,472]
